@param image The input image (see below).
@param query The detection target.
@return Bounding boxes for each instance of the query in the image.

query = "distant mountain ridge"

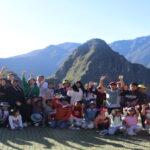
[0,35,150,78]
[0,42,80,76]
[55,39,150,85]
[110,35,150,68]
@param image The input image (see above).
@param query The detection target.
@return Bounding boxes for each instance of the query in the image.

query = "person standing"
[98,76,124,113]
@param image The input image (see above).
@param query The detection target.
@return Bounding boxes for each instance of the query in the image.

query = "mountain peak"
[55,38,150,85]
[84,38,108,48]
[110,35,150,68]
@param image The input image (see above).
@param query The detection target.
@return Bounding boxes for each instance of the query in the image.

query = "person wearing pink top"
[123,106,141,135]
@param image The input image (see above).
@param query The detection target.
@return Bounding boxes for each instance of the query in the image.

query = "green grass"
[0,127,149,150]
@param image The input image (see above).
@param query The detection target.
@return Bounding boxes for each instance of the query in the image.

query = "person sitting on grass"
[123,106,141,136]
[94,107,110,135]
[69,100,83,130]
[108,109,125,135]
[21,98,33,127]
[0,102,9,127]
[43,98,56,126]
[8,108,23,130]
[83,101,98,129]
[31,97,44,127]
[50,96,72,129]
[141,103,150,134]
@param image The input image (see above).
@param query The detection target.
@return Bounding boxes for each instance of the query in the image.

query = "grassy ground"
[0,127,150,150]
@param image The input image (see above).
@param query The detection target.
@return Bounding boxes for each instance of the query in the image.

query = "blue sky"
[0,0,150,57]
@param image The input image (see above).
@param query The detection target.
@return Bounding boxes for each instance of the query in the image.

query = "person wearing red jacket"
[69,101,83,129]
[50,96,71,129]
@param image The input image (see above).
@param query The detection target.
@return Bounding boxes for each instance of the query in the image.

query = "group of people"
[0,68,150,136]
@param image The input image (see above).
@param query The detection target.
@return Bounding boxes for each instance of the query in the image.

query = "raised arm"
[118,75,125,89]
[0,66,7,79]
[135,105,140,117]
[98,76,106,88]
[21,71,29,97]
[141,104,147,116]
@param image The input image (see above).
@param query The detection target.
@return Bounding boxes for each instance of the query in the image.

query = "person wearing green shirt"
[22,72,39,98]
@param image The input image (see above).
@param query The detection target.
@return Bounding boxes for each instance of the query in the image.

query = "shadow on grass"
[0,127,149,150]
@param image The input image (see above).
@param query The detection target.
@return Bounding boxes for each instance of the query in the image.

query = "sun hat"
[138,84,146,89]
[62,79,70,84]
[31,113,43,123]
[0,102,10,108]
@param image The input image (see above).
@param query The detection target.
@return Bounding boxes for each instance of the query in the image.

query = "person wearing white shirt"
[9,109,23,130]
[36,75,48,98]
[67,84,83,105]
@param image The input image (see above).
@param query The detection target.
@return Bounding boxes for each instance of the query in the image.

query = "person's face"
[37,77,42,82]
[48,84,53,89]
[1,80,6,86]
[75,102,81,107]
[29,79,36,85]
[37,101,42,106]
[76,82,81,88]
[90,104,96,109]
[47,101,53,107]
[38,76,44,83]
[130,85,137,91]
[33,98,38,102]
[138,88,146,93]
[41,76,45,81]
[26,99,31,104]
[128,110,134,116]
[116,111,122,117]
[88,82,94,88]
[14,111,20,117]
[7,74,14,81]
[98,87,105,93]
[124,85,128,91]
[61,100,68,105]
[110,84,117,90]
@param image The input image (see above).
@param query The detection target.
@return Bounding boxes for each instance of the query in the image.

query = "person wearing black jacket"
[8,79,25,106]
[0,78,10,102]
[120,83,141,107]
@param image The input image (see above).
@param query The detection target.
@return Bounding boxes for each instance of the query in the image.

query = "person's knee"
[59,121,68,129]
[50,121,56,128]
[109,128,116,135]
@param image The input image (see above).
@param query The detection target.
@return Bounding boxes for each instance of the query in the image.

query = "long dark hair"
[76,81,85,93]
[72,84,79,92]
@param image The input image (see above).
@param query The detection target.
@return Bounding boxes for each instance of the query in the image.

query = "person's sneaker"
[34,123,39,127]
[148,129,150,134]
[48,122,52,126]
[18,127,23,130]
[99,129,108,135]
[128,132,137,136]
[23,122,28,127]
[69,126,76,130]
[76,127,80,130]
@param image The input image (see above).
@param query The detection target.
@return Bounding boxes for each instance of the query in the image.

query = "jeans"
[50,120,69,129]
[85,109,97,122]
[126,125,141,135]
[109,125,125,135]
